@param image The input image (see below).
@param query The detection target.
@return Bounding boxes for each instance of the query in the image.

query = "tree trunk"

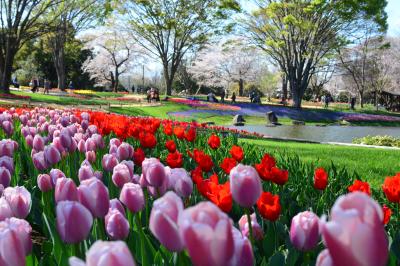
[0,46,15,94]
[114,68,119,92]
[54,47,66,91]
[238,79,244,97]
[165,77,173,96]
[359,91,364,108]
[109,71,115,91]
[282,74,288,101]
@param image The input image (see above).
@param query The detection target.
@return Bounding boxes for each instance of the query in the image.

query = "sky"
[386,0,400,36]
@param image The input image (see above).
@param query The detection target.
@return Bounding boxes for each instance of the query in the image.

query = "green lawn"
[110,102,192,119]
[240,138,400,188]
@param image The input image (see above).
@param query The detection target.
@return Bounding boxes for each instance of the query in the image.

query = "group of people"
[146,87,160,103]
[207,91,237,104]
[28,77,75,94]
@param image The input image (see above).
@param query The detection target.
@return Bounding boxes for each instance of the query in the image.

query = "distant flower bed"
[343,113,400,122]
[0,93,31,100]
[353,135,400,147]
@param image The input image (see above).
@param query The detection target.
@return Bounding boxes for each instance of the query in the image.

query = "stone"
[233,115,245,126]
[266,111,279,125]
[292,120,305,125]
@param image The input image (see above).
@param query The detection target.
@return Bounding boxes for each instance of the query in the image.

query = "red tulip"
[257,192,281,221]
[314,168,328,190]
[230,145,244,162]
[382,173,400,203]
[207,134,221,149]
[348,179,371,196]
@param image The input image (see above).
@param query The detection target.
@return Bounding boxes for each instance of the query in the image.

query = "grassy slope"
[240,138,400,188]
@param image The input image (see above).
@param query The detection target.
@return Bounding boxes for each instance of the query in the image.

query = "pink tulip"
[94,170,103,181]
[0,156,14,174]
[55,178,78,203]
[109,145,118,155]
[49,168,66,186]
[85,151,96,163]
[33,135,45,151]
[91,134,104,149]
[0,218,32,266]
[85,138,96,152]
[320,192,388,266]
[32,151,48,171]
[316,249,334,266]
[0,197,13,221]
[52,137,65,154]
[68,138,77,153]
[109,199,126,216]
[120,160,134,179]
[117,143,133,161]
[110,138,121,147]
[178,202,234,266]
[81,120,89,131]
[69,240,135,266]
[149,191,184,251]
[230,227,254,266]
[60,128,72,148]
[229,164,262,208]
[81,112,90,121]
[19,115,28,125]
[3,186,31,219]
[119,183,144,213]
[102,154,119,172]
[2,120,13,136]
[78,178,110,218]
[105,209,130,240]
[78,164,95,182]
[37,174,53,192]
[60,116,70,127]
[290,211,320,251]
[44,145,61,165]
[25,134,33,148]
[56,201,93,244]
[168,168,193,198]
[0,167,11,188]
[0,139,18,157]
[142,158,166,187]
[238,213,264,241]
[78,139,86,153]
[112,163,131,188]
[88,125,97,135]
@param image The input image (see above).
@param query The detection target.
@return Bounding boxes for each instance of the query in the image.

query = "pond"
[229,125,400,143]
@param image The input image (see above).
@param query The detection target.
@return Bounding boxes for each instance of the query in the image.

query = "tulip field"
[0,106,398,266]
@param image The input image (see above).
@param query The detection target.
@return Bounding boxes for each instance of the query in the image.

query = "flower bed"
[0,106,397,265]
[0,93,31,100]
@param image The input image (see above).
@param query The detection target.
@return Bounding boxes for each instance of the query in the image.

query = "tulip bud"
[78,164,94,182]
[119,183,144,213]
[102,154,118,172]
[230,227,254,266]
[78,178,110,218]
[142,158,166,187]
[68,240,135,266]
[77,139,86,153]
[32,151,48,171]
[0,156,13,174]
[105,209,130,240]
[85,138,96,152]
[117,143,133,161]
[60,128,71,148]
[3,186,31,218]
[0,139,17,157]
[110,138,121,147]
[49,168,66,186]
[33,135,45,151]
[85,151,96,163]
[44,145,61,165]
[112,163,131,188]
[0,197,13,221]
[120,160,134,179]
[55,178,78,203]
[56,201,93,244]
[2,120,13,136]
[229,164,262,208]
[149,191,184,251]
[168,168,193,198]
[290,211,320,251]
[238,213,264,241]
[109,198,126,216]
[316,249,333,266]
[0,167,11,188]
[81,120,89,131]
[37,174,53,192]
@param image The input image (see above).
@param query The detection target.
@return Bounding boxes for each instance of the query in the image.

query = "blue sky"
[386,0,400,36]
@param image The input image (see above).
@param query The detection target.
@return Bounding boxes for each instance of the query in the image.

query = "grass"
[110,102,192,119]
[240,138,400,188]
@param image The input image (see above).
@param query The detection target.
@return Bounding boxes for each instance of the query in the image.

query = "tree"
[0,0,60,93]
[245,0,387,108]
[82,26,141,91]
[189,38,262,96]
[45,0,108,90]
[337,25,385,108]
[121,0,240,96]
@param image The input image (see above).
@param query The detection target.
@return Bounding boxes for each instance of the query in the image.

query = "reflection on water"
[229,125,400,143]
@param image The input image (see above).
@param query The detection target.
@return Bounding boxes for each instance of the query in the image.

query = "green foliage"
[353,135,400,148]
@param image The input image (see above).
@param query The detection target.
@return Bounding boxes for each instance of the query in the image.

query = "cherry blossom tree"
[81,25,143,91]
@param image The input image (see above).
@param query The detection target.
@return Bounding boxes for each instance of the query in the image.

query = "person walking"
[31,78,39,93]
[221,89,225,103]
[231,92,236,104]
[44,79,51,94]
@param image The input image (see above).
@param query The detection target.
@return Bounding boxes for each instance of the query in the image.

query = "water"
[229,125,400,143]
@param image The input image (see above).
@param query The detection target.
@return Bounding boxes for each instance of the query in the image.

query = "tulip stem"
[245,209,254,245]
